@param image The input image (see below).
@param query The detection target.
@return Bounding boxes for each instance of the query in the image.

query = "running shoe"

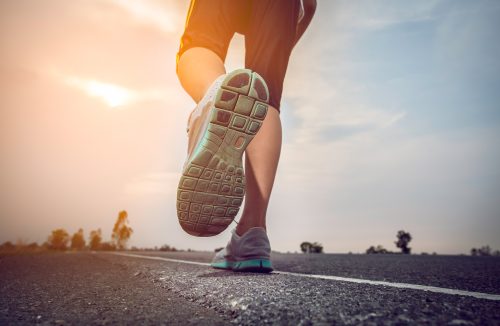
[211,227,273,273]
[177,69,269,236]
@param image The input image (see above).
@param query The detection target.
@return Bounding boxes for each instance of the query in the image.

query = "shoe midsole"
[211,259,272,270]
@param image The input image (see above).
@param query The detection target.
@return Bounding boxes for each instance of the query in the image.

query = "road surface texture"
[1,251,499,325]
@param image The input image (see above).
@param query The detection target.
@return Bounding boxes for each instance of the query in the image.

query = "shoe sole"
[177,69,269,237]
[211,259,273,273]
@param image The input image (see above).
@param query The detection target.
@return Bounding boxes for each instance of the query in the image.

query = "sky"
[1,0,499,254]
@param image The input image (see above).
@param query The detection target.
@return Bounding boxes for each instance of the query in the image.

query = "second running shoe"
[211,227,273,273]
[176,69,269,237]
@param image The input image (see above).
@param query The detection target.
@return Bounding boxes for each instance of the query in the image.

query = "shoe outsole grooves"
[177,69,269,237]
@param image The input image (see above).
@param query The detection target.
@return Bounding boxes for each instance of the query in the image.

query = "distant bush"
[300,242,323,253]
[26,242,39,250]
[471,245,500,256]
[0,241,43,253]
[159,244,177,252]
[366,245,392,254]
[0,241,15,251]
[47,228,70,250]
[99,242,116,251]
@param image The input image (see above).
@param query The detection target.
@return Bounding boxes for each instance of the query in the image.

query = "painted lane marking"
[111,252,210,267]
[276,271,500,301]
[108,252,500,301]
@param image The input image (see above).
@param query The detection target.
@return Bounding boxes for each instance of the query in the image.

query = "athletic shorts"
[176,0,303,111]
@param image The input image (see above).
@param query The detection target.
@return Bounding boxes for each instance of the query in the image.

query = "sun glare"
[85,80,134,107]
[66,77,135,108]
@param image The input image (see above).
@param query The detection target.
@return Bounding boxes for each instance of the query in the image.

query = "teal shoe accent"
[232,259,273,273]
[211,260,234,270]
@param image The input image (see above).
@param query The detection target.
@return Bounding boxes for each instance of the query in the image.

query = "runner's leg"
[236,0,302,236]
[177,47,225,103]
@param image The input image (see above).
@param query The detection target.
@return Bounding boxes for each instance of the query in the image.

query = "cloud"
[284,74,406,144]
[108,0,180,33]
[283,1,422,145]
[329,1,439,31]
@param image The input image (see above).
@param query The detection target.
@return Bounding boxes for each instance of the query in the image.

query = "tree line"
[0,210,184,253]
[0,210,133,252]
[47,210,133,251]
[365,230,412,254]
[299,230,413,255]
[299,230,499,256]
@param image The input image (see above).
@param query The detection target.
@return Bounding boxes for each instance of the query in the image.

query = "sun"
[85,80,134,107]
[66,77,135,108]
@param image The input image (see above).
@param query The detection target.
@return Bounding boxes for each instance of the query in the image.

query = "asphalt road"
[1,251,499,325]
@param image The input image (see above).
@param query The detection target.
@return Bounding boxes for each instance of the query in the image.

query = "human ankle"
[235,223,266,237]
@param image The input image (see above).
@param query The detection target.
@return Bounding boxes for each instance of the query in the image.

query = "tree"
[160,244,177,252]
[26,242,39,250]
[112,210,133,250]
[300,241,323,253]
[311,242,323,253]
[71,228,86,250]
[472,245,492,256]
[89,229,102,251]
[0,241,15,251]
[301,242,312,253]
[366,245,390,254]
[479,245,491,256]
[395,230,412,254]
[47,228,70,250]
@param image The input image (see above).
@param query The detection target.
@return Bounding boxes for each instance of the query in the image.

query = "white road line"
[109,252,500,301]
[276,271,500,301]
[111,252,210,267]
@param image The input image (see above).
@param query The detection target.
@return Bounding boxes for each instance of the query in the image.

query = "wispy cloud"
[330,1,439,31]
[108,0,179,33]
[283,2,423,145]
[284,76,406,144]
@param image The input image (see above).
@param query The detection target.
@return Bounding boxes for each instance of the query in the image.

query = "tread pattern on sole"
[177,69,269,237]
